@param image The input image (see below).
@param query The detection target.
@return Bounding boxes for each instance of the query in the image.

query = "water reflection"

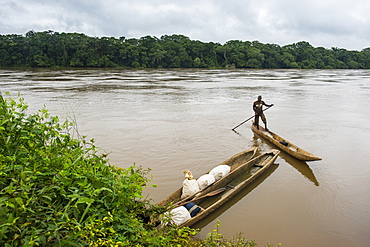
[252,134,319,186]
[251,133,265,151]
[192,163,279,229]
[231,129,243,136]
[277,151,319,186]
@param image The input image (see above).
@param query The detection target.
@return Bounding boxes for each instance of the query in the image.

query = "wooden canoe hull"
[157,147,258,207]
[251,122,321,161]
[191,163,279,229]
[180,149,280,227]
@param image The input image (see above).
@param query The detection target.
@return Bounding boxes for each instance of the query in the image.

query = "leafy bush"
[0,93,270,247]
[0,93,200,246]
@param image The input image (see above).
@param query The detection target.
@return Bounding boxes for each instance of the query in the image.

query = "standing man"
[253,96,273,131]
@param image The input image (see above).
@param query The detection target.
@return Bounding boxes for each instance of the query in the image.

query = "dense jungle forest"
[1,30,369,69]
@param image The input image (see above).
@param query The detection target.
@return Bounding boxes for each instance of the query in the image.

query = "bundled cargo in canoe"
[251,122,321,161]
[160,149,280,228]
[157,147,257,207]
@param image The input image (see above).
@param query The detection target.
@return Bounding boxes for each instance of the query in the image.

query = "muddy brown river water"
[1,68,370,246]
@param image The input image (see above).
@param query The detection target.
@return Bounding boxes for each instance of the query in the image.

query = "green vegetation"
[0,93,266,246]
[1,30,370,69]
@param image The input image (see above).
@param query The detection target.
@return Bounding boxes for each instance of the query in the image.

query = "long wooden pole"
[232,105,273,131]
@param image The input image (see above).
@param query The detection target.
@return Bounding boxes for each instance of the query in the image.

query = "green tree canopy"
[1,30,369,69]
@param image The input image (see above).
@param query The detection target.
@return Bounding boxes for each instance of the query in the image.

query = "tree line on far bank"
[1,30,370,69]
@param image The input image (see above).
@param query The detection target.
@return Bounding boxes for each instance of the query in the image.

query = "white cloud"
[0,0,369,50]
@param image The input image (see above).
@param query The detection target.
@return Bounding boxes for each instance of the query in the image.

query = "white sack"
[209,165,231,181]
[197,174,216,190]
[164,206,191,226]
[181,179,200,199]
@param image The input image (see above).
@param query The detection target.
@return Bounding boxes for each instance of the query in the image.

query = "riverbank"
[0,93,278,246]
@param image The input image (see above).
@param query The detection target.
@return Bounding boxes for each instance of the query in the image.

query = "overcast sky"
[1,0,369,50]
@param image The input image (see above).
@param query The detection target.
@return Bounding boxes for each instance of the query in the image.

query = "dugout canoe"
[157,147,258,207]
[251,122,321,161]
[191,162,279,229]
[175,149,280,228]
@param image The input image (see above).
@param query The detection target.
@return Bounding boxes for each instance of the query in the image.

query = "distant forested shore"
[1,30,369,69]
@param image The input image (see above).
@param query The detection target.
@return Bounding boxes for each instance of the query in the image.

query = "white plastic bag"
[209,165,231,181]
[197,174,216,190]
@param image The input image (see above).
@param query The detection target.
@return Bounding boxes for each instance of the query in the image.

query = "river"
[1,68,369,246]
